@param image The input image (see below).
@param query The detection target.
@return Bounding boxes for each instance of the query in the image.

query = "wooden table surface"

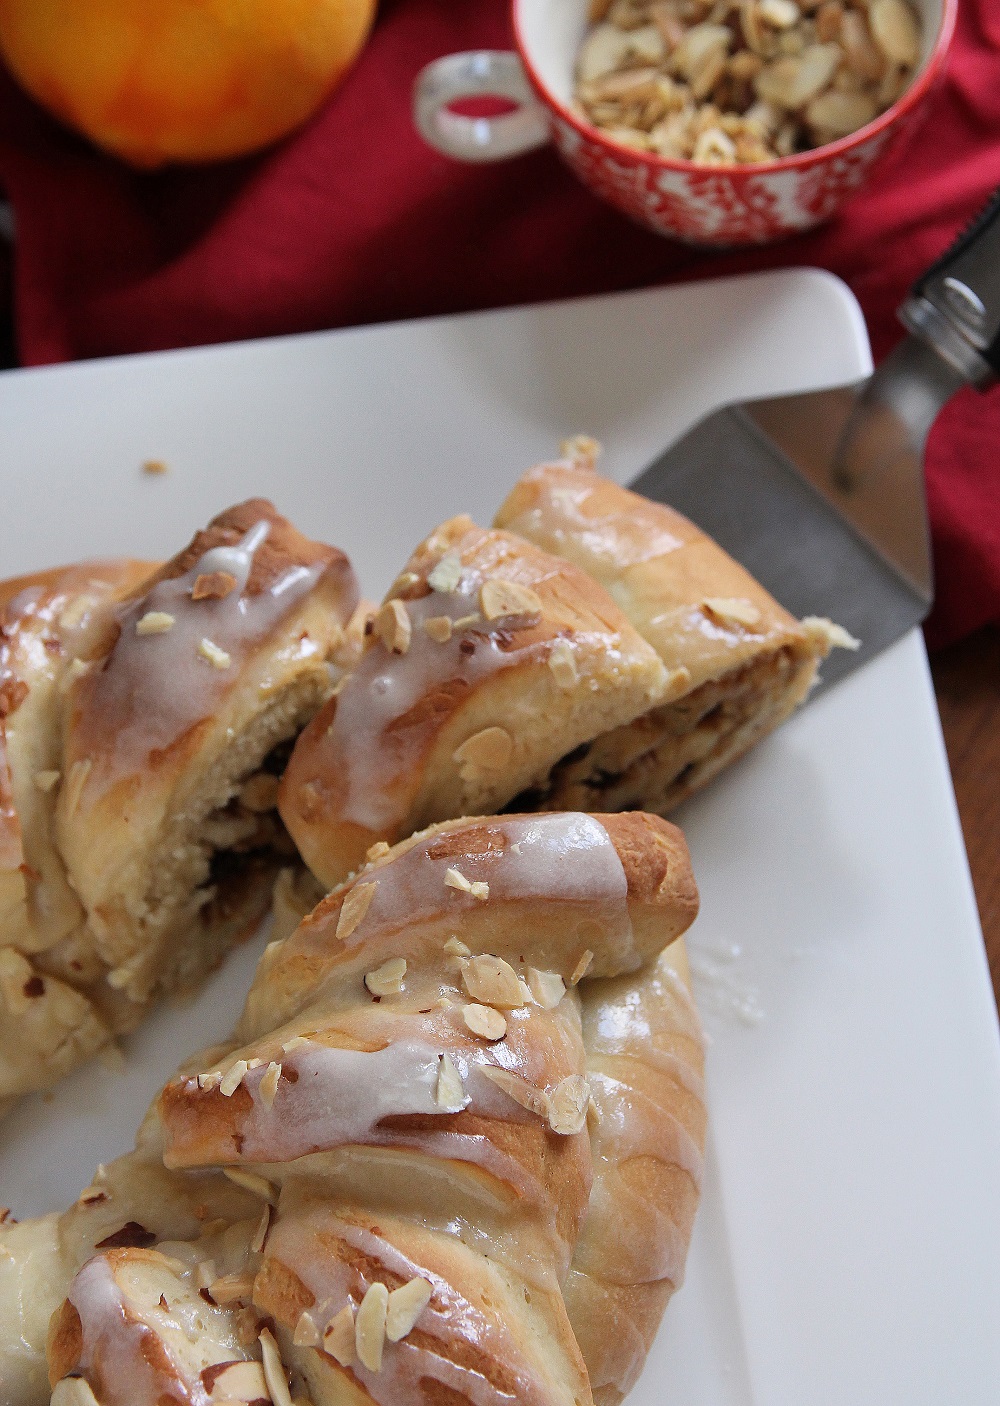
[930,625,1000,1011]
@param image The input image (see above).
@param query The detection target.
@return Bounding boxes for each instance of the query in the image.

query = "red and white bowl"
[413,0,956,246]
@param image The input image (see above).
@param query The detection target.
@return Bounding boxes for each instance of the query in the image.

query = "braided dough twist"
[28,810,704,1406]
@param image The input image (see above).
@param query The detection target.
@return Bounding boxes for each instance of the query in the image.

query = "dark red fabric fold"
[0,0,997,646]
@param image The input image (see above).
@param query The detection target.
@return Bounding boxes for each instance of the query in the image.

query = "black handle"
[899,185,1000,384]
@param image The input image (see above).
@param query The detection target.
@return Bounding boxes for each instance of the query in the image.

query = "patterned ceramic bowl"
[413,0,956,246]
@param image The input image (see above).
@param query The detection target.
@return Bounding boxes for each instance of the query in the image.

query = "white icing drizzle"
[582,1175,693,1288]
[74,522,325,802]
[587,966,705,1100]
[587,1071,704,1188]
[67,1257,190,1406]
[339,813,635,971]
[65,1252,248,1406]
[0,569,128,871]
[501,465,683,575]
[305,559,555,833]
[269,1210,557,1406]
[175,1016,562,1206]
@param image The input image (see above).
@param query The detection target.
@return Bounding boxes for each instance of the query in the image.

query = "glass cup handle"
[412,51,551,163]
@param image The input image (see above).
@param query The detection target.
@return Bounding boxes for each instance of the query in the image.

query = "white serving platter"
[2,269,999,1405]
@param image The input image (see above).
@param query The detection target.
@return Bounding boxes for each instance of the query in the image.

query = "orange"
[0,0,376,167]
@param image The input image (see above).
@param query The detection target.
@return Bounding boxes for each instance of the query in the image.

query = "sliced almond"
[577,22,632,82]
[461,954,526,1009]
[337,882,377,940]
[444,868,490,902]
[548,638,578,688]
[479,579,543,621]
[672,21,731,80]
[840,9,886,79]
[759,0,800,27]
[548,1075,592,1135]
[374,599,412,655]
[444,865,472,893]
[355,1282,389,1372]
[250,1203,272,1255]
[365,957,406,997]
[801,616,861,650]
[259,1327,294,1406]
[389,570,421,596]
[481,1065,551,1118]
[293,1309,322,1348]
[463,1004,507,1040]
[63,758,92,815]
[385,1277,433,1343]
[435,1053,468,1110]
[219,1060,249,1097]
[195,1259,218,1290]
[869,0,919,65]
[703,597,762,628]
[444,936,471,958]
[526,968,566,1009]
[258,1061,282,1110]
[323,1304,356,1365]
[198,637,232,670]
[204,1360,268,1400]
[755,43,840,107]
[209,1271,256,1306]
[427,553,463,593]
[51,1382,102,1406]
[806,88,877,135]
[60,657,90,693]
[453,726,513,771]
[197,1070,223,1090]
[33,769,60,793]
[192,570,238,601]
[222,1167,277,1203]
[692,125,736,162]
[366,841,392,863]
[135,610,175,635]
[423,615,453,643]
[559,434,601,469]
[569,950,594,985]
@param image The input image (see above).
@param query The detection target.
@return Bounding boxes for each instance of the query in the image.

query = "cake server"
[630,187,1000,694]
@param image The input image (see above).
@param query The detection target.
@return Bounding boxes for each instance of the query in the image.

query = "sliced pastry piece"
[0,560,156,1110]
[0,500,360,1110]
[5,808,704,1406]
[494,445,855,814]
[279,515,670,887]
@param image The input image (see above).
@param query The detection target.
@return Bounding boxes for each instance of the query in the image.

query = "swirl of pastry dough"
[0,500,360,1111]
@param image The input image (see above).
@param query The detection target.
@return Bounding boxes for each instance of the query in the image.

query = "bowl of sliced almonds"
[413,0,956,245]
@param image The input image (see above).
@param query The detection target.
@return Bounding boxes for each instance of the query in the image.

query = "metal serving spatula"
[630,188,1000,695]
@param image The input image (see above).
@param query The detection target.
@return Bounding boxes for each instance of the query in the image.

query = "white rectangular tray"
[2,269,999,1404]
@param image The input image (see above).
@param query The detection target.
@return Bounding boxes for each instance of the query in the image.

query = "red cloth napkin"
[0,0,998,648]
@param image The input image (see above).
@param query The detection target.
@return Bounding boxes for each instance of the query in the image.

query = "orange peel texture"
[0,0,377,167]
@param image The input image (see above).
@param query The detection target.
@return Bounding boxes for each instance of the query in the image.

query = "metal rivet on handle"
[941,276,988,337]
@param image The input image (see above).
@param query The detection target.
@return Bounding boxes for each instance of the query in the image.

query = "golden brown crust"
[137,498,346,600]
[494,458,809,686]
[279,516,668,889]
[0,506,358,1109]
[30,810,703,1406]
[46,1299,83,1385]
[594,811,699,917]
